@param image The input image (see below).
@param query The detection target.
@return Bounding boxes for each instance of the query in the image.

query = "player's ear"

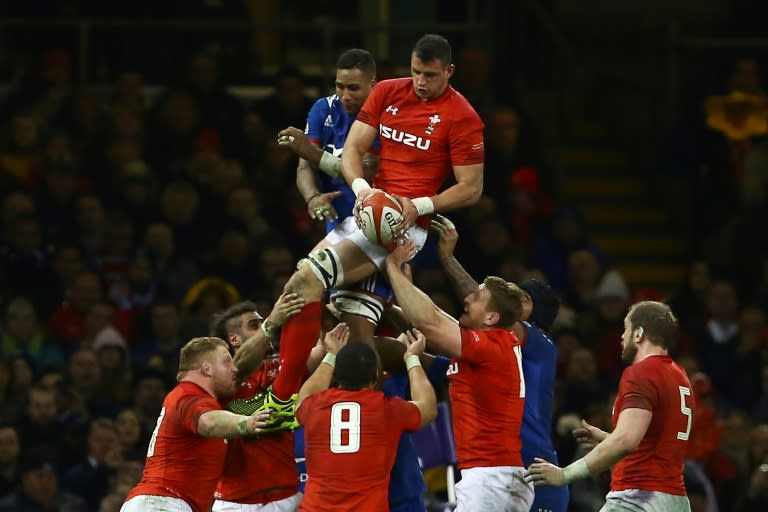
[634,327,644,342]
[446,63,455,79]
[201,361,212,377]
[485,310,500,327]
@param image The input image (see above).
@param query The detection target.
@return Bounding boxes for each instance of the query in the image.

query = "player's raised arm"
[297,323,350,408]
[430,214,479,299]
[341,120,378,193]
[385,239,462,358]
[401,329,437,427]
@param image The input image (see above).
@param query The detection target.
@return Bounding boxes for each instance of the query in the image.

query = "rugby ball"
[358,191,404,247]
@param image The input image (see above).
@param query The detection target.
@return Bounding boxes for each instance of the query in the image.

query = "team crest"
[426,114,441,135]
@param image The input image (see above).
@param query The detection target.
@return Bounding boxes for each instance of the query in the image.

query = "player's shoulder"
[522,321,555,345]
[375,77,412,95]
[466,326,517,346]
[445,86,482,119]
[310,94,338,113]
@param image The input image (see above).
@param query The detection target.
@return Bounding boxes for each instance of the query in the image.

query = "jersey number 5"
[330,402,361,454]
[677,386,692,441]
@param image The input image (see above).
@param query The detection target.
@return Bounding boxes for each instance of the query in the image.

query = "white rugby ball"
[358,191,404,247]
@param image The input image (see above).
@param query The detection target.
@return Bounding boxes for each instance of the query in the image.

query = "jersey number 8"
[330,402,361,454]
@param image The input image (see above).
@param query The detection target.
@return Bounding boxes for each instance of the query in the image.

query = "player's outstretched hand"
[385,238,417,270]
[429,214,458,260]
[308,191,342,222]
[401,328,426,359]
[268,292,305,328]
[572,419,607,448]
[244,411,273,435]
[524,458,566,487]
[277,127,317,160]
[322,322,349,355]
[392,195,418,237]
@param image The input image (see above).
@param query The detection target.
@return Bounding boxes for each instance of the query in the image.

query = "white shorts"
[324,216,428,269]
[121,495,193,512]
[600,489,691,512]
[212,492,302,512]
[454,466,534,512]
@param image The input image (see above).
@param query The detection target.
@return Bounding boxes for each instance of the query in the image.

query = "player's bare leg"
[285,238,378,301]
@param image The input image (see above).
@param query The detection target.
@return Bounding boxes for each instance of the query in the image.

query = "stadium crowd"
[0,25,767,512]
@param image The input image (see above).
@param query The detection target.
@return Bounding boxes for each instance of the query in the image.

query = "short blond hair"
[176,337,228,381]
[483,276,525,328]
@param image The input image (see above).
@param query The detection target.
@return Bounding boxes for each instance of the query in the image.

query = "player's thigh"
[529,484,569,512]
[326,216,427,271]
[121,495,193,512]
[600,490,691,512]
[455,466,534,512]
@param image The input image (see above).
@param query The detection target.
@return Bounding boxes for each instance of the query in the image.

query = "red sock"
[271,301,322,399]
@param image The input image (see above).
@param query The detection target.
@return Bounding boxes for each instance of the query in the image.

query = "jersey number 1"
[677,386,692,441]
[147,407,166,457]
[330,402,361,453]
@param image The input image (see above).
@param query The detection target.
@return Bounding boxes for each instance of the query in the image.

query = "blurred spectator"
[0,425,20,499]
[65,346,117,419]
[113,409,147,461]
[554,347,609,419]
[735,424,768,511]
[109,71,146,112]
[131,369,169,435]
[1,213,54,308]
[16,385,63,454]
[92,327,133,407]
[182,52,245,157]
[0,110,45,193]
[61,418,122,512]
[452,48,494,112]
[131,301,183,375]
[108,252,157,316]
[253,66,314,136]
[577,270,631,378]
[707,409,753,509]
[145,89,201,172]
[0,446,86,512]
[689,279,741,407]
[47,269,105,347]
[141,222,199,304]
[0,357,25,423]
[73,194,106,265]
[669,260,713,335]
[1,297,64,371]
[159,180,205,258]
[179,277,240,340]
[484,105,557,203]
[563,250,626,314]
[529,208,608,293]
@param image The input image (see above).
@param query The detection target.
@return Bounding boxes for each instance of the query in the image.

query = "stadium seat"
[413,401,457,511]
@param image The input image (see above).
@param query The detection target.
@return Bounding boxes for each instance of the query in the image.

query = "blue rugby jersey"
[520,320,569,512]
[305,95,379,231]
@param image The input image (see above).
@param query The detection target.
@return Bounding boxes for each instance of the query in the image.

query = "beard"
[621,340,638,364]
[214,378,237,401]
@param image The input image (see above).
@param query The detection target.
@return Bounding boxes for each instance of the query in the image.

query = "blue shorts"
[390,496,426,512]
[530,484,569,512]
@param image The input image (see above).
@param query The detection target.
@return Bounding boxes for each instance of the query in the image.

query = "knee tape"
[333,291,384,325]
[306,247,344,291]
